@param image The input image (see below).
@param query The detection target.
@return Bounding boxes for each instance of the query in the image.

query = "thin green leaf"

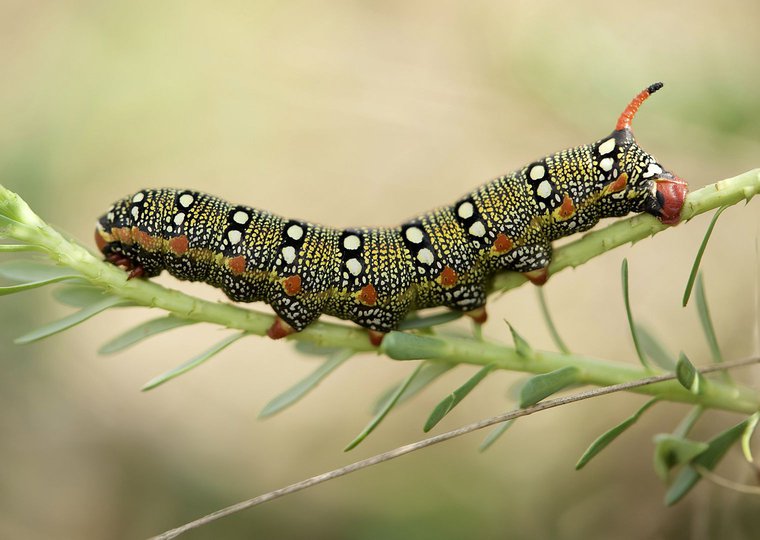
[635,324,676,370]
[398,311,463,330]
[381,332,449,360]
[621,259,652,371]
[141,331,246,391]
[479,420,516,452]
[506,321,532,359]
[99,315,198,354]
[576,397,658,469]
[653,434,710,481]
[259,349,353,418]
[676,352,703,394]
[15,297,131,344]
[0,260,80,282]
[0,244,40,252]
[536,288,570,354]
[520,366,580,408]
[424,363,496,432]
[344,363,424,452]
[665,418,750,505]
[373,361,455,414]
[741,412,759,462]
[0,275,80,296]
[695,274,724,365]
[682,205,728,307]
[293,341,343,357]
[673,406,704,439]
[53,284,112,307]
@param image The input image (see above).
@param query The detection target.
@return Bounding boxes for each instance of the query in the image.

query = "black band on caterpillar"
[95,83,687,343]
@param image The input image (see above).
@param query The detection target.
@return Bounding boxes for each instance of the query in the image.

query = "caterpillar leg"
[267,316,296,340]
[368,330,386,347]
[464,306,488,324]
[523,267,548,286]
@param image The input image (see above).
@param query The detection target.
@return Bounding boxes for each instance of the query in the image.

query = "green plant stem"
[1,170,760,414]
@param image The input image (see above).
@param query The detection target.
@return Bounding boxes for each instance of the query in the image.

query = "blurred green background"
[1,1,759,539]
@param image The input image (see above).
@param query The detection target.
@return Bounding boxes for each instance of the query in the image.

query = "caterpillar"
[95,83,687,345]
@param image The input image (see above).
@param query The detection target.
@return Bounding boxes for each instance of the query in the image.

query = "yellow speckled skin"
[96,101,681,334]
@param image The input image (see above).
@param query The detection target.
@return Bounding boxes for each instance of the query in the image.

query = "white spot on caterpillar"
[282,246,296,264]
[417,248,434,265]
[179,193,194,208]
[131,207,139,220]
[233,211,249,225]
[107,212,115,221]
[174,213,185,226]
[537,180,552,198]
[287,224,304,240]
[343,234,361,250]
[468,221,486,237]
[598,138,616,156]
[228,229,242,245]
[642,163,662,178]
[405,227,424,244]
[600,157,614,172]
[457,202,474,219]
[346,258,362,276]
[167,225,173,232]
[132,192,145,203]
[529,165,545,181]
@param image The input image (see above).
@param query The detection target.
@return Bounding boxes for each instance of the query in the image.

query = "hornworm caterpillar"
[95,83,687,345]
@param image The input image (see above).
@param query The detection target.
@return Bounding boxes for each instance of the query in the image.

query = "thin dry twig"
[151,356,760,540]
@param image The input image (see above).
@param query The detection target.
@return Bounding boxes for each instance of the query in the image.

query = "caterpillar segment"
[95,83,687,345]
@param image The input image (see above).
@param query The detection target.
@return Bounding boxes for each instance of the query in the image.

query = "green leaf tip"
[575,398,658,470]
[372,361,454,415]
[479,420,516,452]
[259,349,353,418]
[621,259,652,371]
[519,366,579,408]
[141,331,246,391]
[682,206,728,307]
[15,296,131,344]
[741,412,759,463]
[99,315,197,355]
[665,418,750,506]
[653,434,709,481]
[505,321,532,359]
[536,288,570,354]
[675,352,703,394]
[344,362,424,452]
[423,363,495,432]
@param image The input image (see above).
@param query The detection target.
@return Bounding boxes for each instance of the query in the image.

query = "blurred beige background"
[1,1,759,539]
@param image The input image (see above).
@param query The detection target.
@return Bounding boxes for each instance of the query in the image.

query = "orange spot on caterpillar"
[282,275,302,296]
[112,227,133,245]
[439,266,458,288]
[492,233,513,253]
[523,268,548,286]
[555,194,576,220]
[94,230,108,252]
[169,235,189,255]
[267,317,295,340]
[228,255,247,275]
[357,283,377,306]
[131,227,162,250]
[607,172,628,194]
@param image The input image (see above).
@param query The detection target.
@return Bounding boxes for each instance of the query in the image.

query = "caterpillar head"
[597,83,687,225]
